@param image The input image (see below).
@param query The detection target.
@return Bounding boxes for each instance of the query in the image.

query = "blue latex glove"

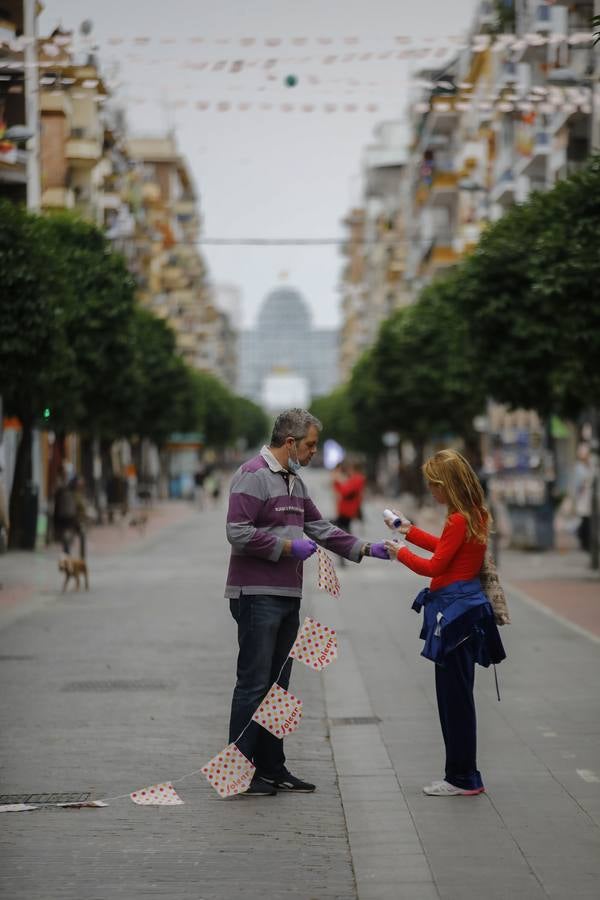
[291,538,318,560]
[369,541,390,560]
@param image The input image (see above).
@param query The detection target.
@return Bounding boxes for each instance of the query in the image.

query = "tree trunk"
[80,436,94,501]
[158,446,169,500]
[8,418,34,550]
[589,406,599,571]
[45,431,65,545]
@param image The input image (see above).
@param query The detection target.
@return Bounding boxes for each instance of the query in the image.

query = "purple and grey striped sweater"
[225,450,363,598]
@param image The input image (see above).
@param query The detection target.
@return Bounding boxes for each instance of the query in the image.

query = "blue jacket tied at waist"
[411,578,506,667]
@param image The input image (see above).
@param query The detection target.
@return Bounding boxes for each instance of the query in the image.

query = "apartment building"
[125,136,237,385]
[0,0,28,203]
[405,0,597,294]
[339,122,411,380]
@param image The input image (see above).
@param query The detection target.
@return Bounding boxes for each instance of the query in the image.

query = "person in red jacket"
[384,449,505,797]
[333,460,366,533]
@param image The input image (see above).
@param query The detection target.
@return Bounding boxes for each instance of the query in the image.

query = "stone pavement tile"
[354,885,440,900]
[329,725,394,776]
[437,885,545,900]
[350,848,433,880]
[0,508,357,900]
[431,859,547,899]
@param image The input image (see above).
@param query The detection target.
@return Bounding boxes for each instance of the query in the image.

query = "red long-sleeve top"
[396,512,486,591]
[334,473,366,520]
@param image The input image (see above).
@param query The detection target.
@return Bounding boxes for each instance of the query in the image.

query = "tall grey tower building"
[238,287,339,411]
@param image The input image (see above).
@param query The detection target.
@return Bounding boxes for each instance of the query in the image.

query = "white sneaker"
[422,780,485,796]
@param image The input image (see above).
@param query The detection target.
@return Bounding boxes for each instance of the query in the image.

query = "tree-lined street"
[1,472,599,900]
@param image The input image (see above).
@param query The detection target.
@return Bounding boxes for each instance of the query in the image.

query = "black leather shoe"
[240,776,277,797]
[262,769,316,792]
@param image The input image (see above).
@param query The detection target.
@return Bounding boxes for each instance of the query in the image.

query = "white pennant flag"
[202,743,256,798]
[289,616,338,671]
[130,782,183,805]
[252,684,303,738]
[317,547,341,598]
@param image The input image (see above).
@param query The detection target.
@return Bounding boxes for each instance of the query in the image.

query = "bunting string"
[0,549,342,810]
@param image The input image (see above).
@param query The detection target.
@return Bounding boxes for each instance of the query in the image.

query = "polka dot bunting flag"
[289,616,338,672]
[201,743,256,798]
[317,546,341,598]
[130,782,183,805]
[252,683,303,738]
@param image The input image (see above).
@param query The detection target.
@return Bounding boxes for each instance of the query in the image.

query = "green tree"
[231,395,269,450]
[190,370,236,448]
[347,348,387,455]
[44,213,139,439]
[457,156,600,419]
[0,202,79,547]
[371,274,485,451]
[129,307,196,447]
[310,385,362,451]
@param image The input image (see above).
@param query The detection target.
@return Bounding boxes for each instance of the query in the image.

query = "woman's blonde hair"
[423,449,490,544]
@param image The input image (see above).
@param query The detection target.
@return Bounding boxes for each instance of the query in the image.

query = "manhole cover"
[0,792,91,805]
[329,716,381,726]
[62,679,175,692]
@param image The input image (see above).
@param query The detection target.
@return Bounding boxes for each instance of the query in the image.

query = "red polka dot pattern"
[251,684,303,738]
[129,781,183,805]
[289,616,338,672]
[317,547,341,598]
[201,743,256,798]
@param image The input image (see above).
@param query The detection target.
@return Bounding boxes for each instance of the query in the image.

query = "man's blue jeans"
[228,594,300,778]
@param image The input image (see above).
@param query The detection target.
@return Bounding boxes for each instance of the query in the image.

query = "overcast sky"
[40,0,478,329]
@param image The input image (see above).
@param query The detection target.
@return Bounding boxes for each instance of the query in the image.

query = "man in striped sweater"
[225,408,389,796]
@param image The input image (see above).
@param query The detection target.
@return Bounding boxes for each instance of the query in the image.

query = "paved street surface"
[1,472,599,900]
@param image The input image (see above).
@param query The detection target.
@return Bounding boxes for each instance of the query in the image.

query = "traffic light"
[43,407,51,420]
[284,74,298,87]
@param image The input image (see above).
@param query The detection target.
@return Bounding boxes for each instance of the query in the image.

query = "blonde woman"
[385,449,505,797]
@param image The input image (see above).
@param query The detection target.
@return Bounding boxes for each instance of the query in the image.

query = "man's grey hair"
[270,408,322,447]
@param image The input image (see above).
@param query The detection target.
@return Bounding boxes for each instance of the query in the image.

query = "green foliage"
[347,349,387,453]
[0,201,78,426]
[310,386,361,450]
[41,212,140,437]
[457,156,600,418]
[366,274,485,446]
[190,369,236,447]
[128,307,193,445]
[232,395,270,449]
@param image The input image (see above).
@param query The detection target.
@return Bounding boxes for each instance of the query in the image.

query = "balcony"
[489,170,516,205]
[66,129,102,166]
[42,186,75,209]
[429,170,459,206]
[100,191,121,210]
[41,90,73,118]
[141,181,162,204]
[173,199,197,218]
[418,243,459,278]
[515,132,550,178]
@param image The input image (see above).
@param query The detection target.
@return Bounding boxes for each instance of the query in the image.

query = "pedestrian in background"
[333,460,366,534]
[573,443,593,552]
[225,408,390,796]
[0,453,9,555]
[54,474,87,559]
[384,449,505,797]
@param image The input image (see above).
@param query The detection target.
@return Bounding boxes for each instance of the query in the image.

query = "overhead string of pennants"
[3,30,595,54]
[0,547,341,811]
[1,28,596,117]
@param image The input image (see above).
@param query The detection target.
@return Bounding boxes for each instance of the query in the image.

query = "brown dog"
[129,512,148,535]
[58,556,89,592]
